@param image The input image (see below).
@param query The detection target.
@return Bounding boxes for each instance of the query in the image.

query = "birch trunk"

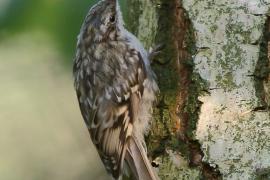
[124,1,270,179]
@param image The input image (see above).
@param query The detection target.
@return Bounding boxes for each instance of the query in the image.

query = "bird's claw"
[148,43,165,63]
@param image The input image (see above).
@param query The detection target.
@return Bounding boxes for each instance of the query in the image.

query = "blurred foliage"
[0,0,127,62]
[0,1,128,179]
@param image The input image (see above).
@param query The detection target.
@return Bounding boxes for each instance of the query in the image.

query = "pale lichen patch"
[158,150,201,180]
[183,0,270,179]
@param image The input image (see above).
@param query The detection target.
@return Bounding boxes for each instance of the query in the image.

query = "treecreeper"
[73,0,160,180]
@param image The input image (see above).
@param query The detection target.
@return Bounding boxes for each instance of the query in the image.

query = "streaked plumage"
[73,0,159,179]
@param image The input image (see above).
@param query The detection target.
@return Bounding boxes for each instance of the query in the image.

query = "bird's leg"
[148,44,165,64]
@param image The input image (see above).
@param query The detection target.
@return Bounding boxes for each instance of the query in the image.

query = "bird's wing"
[75,47,146,179]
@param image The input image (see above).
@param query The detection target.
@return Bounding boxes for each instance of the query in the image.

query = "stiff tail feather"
[124,136,159,180]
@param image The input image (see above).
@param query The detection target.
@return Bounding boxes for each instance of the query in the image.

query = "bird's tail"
[124,136,159,180]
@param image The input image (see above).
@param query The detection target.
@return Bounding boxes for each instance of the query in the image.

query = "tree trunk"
[124,1,270,179]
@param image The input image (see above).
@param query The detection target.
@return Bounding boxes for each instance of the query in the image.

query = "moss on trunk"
[124,0,217,179]
[124,0,270,179]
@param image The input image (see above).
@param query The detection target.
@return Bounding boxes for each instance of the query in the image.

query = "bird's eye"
[109,15,115,23]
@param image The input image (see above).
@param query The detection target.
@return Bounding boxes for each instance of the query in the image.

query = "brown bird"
[73,0,159,179]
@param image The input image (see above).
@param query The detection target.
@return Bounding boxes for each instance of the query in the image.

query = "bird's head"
[80,0,124,43]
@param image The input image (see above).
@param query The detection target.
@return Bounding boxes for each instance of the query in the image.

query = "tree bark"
[124,0,270,179]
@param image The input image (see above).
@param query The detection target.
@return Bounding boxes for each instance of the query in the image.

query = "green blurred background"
[0,0,126,179]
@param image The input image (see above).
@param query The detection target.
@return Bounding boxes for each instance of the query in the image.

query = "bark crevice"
[173,1,222,179]
[148,0,222,179]
[255,16,270,110]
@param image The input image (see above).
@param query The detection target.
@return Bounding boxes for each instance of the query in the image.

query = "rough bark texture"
[124,0,270,179]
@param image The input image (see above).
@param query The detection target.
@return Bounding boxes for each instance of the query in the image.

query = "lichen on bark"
[125,0,211,179]
[124,0,270,179]
[183,0,270,179]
